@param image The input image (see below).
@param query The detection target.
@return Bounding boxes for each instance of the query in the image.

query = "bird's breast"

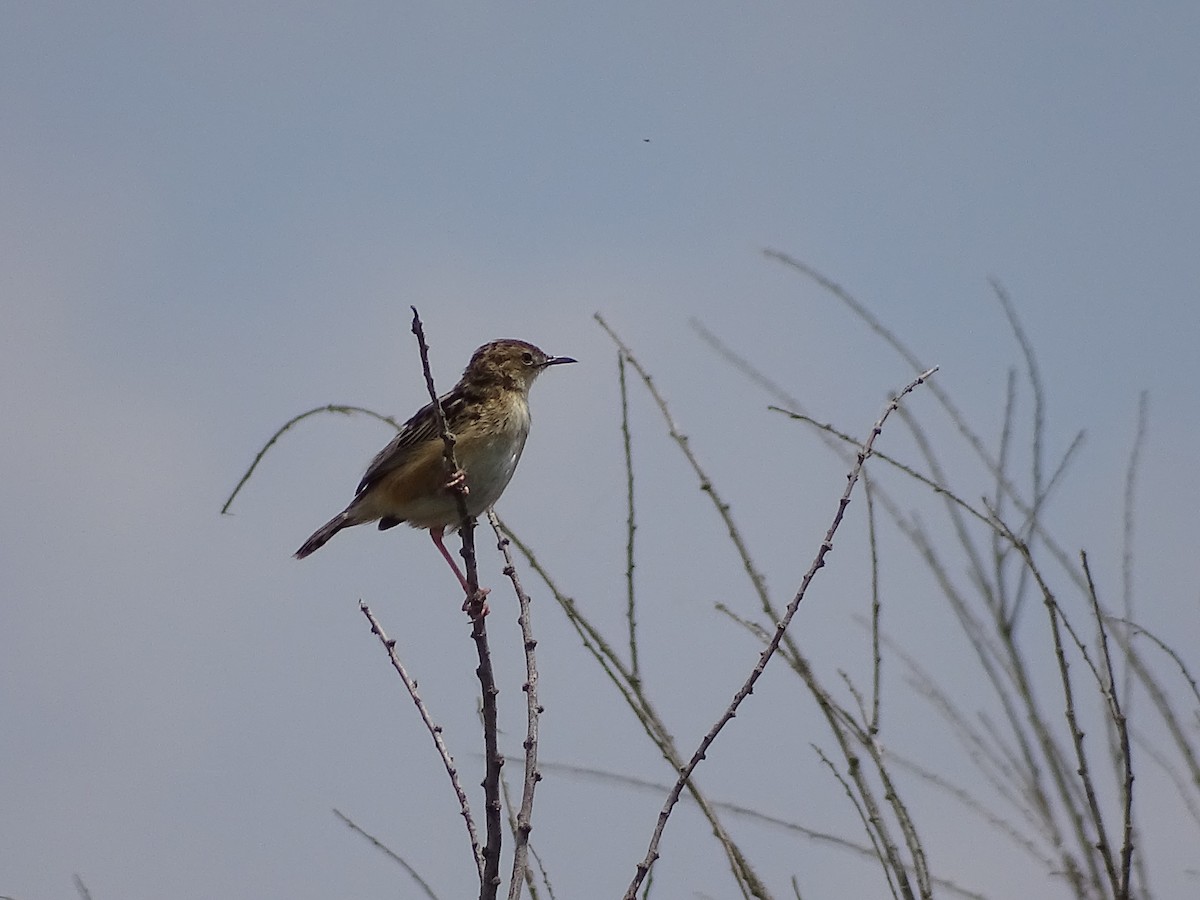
[458,400,531,512]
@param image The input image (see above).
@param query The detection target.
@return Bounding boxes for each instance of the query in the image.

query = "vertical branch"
[409,308,502,900]
[1121,392,1148,703]
[864,473,883,733]
[1081,552,1135,899]
[990,278,1045,521]
[408,307,483,608]
[488,511,544,900]
[498,771,553,900]
[617,353,641,683]
[992,368,1018,626]
[997,517,1119,897]
[470,615,504,899]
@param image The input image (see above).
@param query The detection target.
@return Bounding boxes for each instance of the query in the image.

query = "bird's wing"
[356,387,467,495]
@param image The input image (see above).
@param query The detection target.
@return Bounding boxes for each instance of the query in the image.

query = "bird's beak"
[543,355,577,367]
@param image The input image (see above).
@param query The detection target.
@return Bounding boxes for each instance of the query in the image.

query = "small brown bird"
[295,339,575,591]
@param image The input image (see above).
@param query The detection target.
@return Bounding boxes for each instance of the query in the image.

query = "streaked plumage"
[295,340,575,587]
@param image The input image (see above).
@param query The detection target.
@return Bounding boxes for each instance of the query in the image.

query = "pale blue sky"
[3,4,1198,899]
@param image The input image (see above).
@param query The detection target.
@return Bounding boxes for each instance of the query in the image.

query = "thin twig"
[617,353,641,684]
[594,320,779,898]
[989,278,1045,533]
[622,315,926,896]
[989,511,1116,896]
[689,317,806,416]
[1108,618,1200,713]
[767,410,996,532]
[527,844,556,900]
[814,746,902,900]
[220,405,402,514]
[408,308,481,609]
[498,770,543,900]
[894,403,995,626]
[763,251,1023,522]
[1081,552,1135,898]
[881,631,1038,832]
[596,314,773,617]
[865,474,883,733]
[1112,626,1200,809]
[762,251,1094,597]
[621,367,938,899]
[537,759,987,899]
[358,602,482,879]
[1131,728,1200,829]
[884,748,1053,869]
[992,368,1017,624]
[1121,392,1148,706]
[791,400,1099,893]
[723,605,930,898]
[334,808,442,900]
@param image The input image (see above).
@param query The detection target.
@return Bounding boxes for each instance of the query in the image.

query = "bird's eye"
[521,351,535,365]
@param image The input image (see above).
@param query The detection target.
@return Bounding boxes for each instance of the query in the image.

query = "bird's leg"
[429,526,489,615]
[429,525,469,589]
[444,469,469,494]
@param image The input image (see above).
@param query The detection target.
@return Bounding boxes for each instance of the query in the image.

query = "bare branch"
[358,602,482,879]
[220,405,402,514]
[621,366,938,899]
[1080,553,1135,898]
[409,309,502,899]
[499,518,764,900]
[617,353,641,683]
[333,808,441,899]
[487,511,544,900]
[597,313,773,617]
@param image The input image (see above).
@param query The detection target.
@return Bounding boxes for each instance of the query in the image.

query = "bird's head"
[465,339,576,392]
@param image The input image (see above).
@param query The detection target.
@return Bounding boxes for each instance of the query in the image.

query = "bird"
[294,339,576,594]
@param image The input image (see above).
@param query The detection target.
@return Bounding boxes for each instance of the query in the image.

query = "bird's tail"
[295,511,352,559]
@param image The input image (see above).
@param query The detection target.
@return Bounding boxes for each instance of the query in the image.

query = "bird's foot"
[462,586,491,618]
[445,469,469,494]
